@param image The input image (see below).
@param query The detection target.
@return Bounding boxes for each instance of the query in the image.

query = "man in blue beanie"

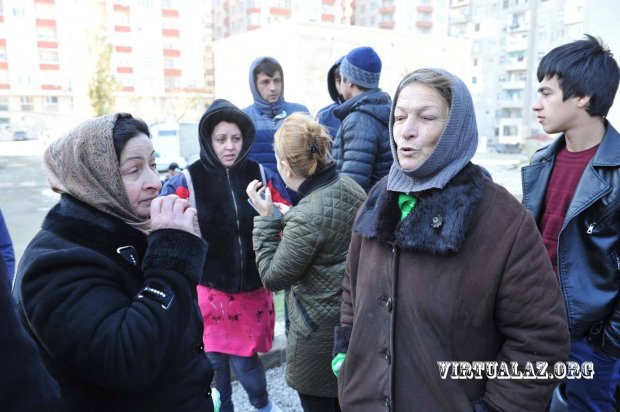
[332,46,392,192]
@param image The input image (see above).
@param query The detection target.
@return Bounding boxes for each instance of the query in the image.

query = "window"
[37,26,57,40]
[473,58,478,66]
[20,96,34,111]
[45,96,58,111]
[12,7,25,17]
[0,96,8,111]
[164,77,177,88]
[38,50,59,63]
[164,58,175,68]
[502,125,518,136]
[472,76,477,84]
[475,23,480,31]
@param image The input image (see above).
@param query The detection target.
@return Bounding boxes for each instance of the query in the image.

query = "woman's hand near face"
[150,195,197,234]
[246,179,275,217]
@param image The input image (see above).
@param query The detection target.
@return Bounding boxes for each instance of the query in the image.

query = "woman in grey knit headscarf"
[333,68,570,412]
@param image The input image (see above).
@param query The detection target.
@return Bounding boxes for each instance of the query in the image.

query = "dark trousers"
[207,352,268,412]
[298,392,341,412]
[565,339,620,411]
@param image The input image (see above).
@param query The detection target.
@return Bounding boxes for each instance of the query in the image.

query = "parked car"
[13,131,28,141]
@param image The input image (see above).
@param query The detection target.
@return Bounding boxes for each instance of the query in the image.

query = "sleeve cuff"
[143,229,207,283]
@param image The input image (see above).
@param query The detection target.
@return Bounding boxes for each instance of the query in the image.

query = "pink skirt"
[197,285,275,357]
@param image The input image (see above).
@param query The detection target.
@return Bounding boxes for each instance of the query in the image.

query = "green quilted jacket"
[253,166,366,397]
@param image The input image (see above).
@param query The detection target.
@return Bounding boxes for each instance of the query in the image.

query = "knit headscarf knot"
[387,68,478,194]
[43,113,152,232]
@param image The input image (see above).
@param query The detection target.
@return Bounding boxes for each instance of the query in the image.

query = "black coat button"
[204,387,211,398]
[196,342,204,353]
[384,349,391,364]
[385,297,392,312]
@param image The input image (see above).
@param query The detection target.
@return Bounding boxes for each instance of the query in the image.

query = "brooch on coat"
[431,215,443,229]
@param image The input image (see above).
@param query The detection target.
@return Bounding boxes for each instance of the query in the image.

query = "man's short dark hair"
[253,58,283,83]
[537,34,620,117]
[341,75,369,93]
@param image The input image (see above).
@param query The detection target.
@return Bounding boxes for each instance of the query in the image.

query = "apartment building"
[0,0,213,139]
[353,0,449,35]
[212,0,353,40]
[448,0,590,149]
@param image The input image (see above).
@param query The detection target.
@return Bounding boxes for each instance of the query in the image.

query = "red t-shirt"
[540,144,599,276]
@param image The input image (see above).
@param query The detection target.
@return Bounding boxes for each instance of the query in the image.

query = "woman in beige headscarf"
[12,113,215,412]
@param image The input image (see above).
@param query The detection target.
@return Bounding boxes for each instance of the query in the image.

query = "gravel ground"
[231,364,303,411]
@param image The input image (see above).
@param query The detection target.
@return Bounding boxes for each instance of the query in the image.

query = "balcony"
[162,28,180,37]
[321,13,335,22]
[379,20,395,29]
[501,80,526,90]
[36,18,56,28]
[499,99,523,109]
[504,58,527,71]
[450,10,470,24]
[162,9,179,18]
[115,45,132,53]
[506,21,529,33]
[506,38,528,52]
[269,7,291,17]
[163,48,180,57]
[164,68,181,77]
[380,5,395,14]
[113,4,129,12]
[451,0,470,7]
[39,63,59,70]
[37,40,57,49]
[417,5,433,13]
[41,84,61,90]
[417,20,433,29]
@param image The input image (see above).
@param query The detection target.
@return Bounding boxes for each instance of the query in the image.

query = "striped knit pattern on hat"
[387,69,478,194]
[340,47,381,89]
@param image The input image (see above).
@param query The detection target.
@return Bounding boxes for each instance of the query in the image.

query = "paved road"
[0,141,58,264]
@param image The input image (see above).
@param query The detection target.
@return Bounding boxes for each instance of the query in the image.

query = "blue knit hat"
[340,46,382,89]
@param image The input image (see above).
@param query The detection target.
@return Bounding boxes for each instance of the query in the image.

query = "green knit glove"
[332,353,346,377]
[212,387,221,412]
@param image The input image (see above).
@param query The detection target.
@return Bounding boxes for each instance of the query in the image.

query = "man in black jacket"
[0,256,60,411]
[521,34,620,410]
[332,46,392,192]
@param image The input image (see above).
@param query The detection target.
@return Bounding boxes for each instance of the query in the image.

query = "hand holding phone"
[246,180,283,219]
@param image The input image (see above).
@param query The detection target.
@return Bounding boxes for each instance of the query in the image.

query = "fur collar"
[354,163,485,254]
[43,195,147,273]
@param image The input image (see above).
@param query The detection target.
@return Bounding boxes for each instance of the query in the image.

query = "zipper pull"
[587,223,596,234]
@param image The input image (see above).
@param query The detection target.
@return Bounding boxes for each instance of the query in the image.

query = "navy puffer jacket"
[332,89,392,192]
